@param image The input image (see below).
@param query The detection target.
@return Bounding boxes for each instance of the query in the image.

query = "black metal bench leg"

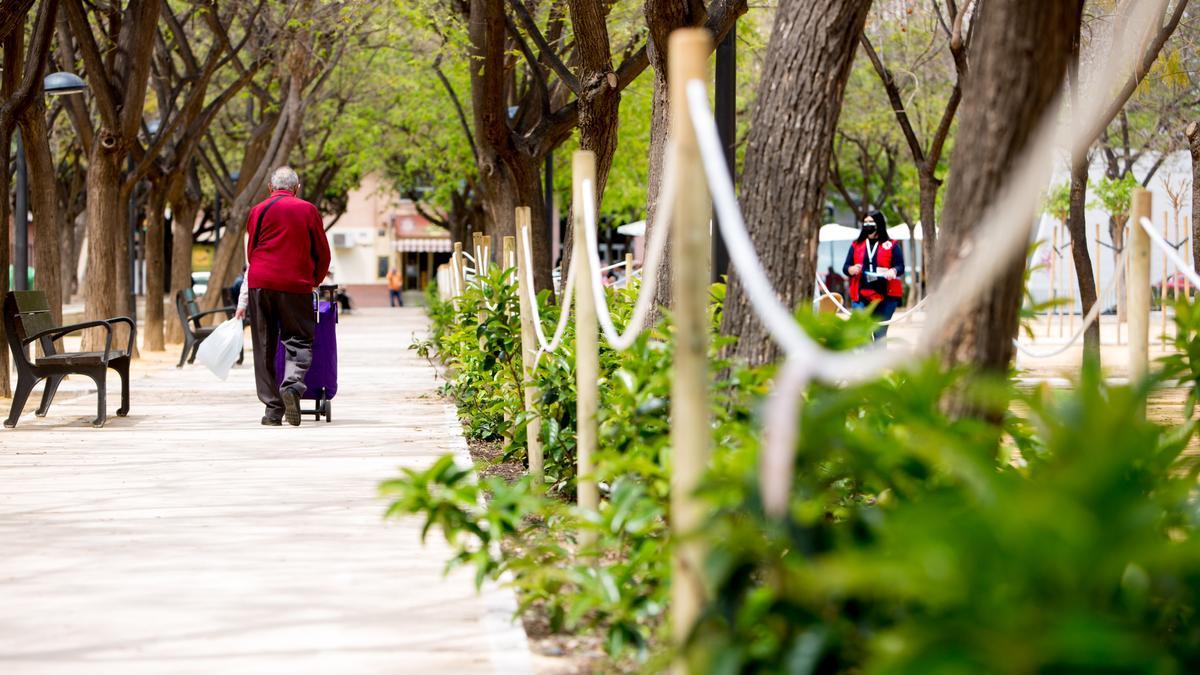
[177,338,192,368]
[114,360,130,417]
[4,373,38,428]
[187,340,200,365]
[35,375,65,417]
[89,368,107,428]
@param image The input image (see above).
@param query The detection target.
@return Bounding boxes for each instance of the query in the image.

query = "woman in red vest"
[842,211,905,338]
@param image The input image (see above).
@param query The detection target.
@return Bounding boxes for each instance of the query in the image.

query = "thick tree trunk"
[65,210,85,302]
[1188,122,1200,277]
[18,96,63,327]
[917,171,940,283]
[557,0,620,281]
[1068,152,1100,361]
[935,0,1084,374]
[644,0,704,312]
[644,1,745,312]
[720,0,873,367]
[480,156,551,288]
[143,183,168,351]
[167,180,199,344]
[83,136,132,349]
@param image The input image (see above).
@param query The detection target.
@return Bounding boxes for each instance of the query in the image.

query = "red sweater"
[246,190,332,294]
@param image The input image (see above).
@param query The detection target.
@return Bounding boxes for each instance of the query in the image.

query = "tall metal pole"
[14,132,29,291]
[712,23,736,283]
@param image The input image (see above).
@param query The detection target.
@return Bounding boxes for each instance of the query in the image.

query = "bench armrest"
[106,316,136,356]
[22,320,114,347]
[188,307,235,327]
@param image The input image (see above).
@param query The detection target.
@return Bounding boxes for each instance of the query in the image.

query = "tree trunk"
[935,0,1084,375]
[18,96,63,327]
[142,182,168,351]
[65,210,85,302]
[83,134,132,350]
[1112,215,1128,323]
[1067,151,1099,361]
[479,155,551,287]
[644,0,704,312]
[917,170,940,283]
[1188,122,1200,277]
[720,0,873,367]
[167,179,200,344]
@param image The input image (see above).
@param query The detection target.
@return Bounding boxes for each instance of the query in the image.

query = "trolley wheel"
[324,400,332,423]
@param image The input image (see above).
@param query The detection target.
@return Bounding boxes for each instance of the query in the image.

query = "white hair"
[269,166,300,192]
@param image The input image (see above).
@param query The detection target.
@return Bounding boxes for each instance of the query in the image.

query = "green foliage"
[390,264,1200,671]
[1044,181,1073,221]
[1091,174,1141,224]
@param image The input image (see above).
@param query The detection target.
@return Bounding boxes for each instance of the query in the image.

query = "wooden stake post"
[1163,214,1170,345]
[514,209,545,482]
[572,152,601,545]
[1129,189,1152,384]
[669,28,712,669]
[452,242,465,307]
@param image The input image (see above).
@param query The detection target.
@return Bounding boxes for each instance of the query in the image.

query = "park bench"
[3,291,133,429]
[175,288,242,368]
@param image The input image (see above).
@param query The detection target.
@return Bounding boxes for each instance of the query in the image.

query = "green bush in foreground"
[392,273,1200,673]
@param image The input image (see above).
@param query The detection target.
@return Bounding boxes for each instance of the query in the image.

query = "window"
[377,256,389,279]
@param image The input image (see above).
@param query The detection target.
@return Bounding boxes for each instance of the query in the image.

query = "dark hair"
[854,210,891,243]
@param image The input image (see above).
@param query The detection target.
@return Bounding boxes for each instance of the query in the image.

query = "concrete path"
[0,308,532,674]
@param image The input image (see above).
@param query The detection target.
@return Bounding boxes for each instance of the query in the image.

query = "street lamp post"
[12,72,86,293]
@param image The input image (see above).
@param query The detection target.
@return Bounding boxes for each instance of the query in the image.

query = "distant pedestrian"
[843,210,904,339]
[387,268,404,307]
[824,265,846,298]
[245,166,331,427]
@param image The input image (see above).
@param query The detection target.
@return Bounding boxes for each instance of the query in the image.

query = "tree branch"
[506,0,581,95]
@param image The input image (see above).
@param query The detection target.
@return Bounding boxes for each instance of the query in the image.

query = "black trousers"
[249,288,315,418]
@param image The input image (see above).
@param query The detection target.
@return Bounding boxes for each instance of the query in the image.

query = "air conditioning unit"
[332,233,352,248]
[356,231,373,245]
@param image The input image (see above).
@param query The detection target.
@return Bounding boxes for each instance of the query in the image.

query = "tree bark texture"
[66,0,161,349]
[18,96,63,328]
[556,0,621,280]
[142,184,168,351]
[468,0,553,290]
[1068,151,1100,360]
[644,0,745,313]
[166,174,200,344]
[719,0,872,367]
[1188,122,1200,276]
[935,0,1084,374]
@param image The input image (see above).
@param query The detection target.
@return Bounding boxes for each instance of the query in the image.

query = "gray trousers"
[249,288,315,418]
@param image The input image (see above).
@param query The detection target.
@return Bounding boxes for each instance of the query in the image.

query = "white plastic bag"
[196,318,244,380]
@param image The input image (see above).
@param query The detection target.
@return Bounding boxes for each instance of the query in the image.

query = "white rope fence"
[1011,242,1130,359]
[518,222,578,358]
[445,3,1169,517]
[1142,217,1200,289]
[578,146,678,352]
[812,273,931,326]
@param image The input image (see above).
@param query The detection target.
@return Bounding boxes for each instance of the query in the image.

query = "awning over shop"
[395,237,453,253]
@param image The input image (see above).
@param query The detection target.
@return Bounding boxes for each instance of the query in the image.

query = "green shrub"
[394,269,1200,672]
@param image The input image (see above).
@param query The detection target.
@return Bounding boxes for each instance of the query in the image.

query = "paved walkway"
[0,308,532,674]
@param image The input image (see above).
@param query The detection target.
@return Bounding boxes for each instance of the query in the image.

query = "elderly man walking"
[243,167,331,426]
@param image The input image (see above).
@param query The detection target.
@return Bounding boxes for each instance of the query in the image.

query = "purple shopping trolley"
[275,286,339,422]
